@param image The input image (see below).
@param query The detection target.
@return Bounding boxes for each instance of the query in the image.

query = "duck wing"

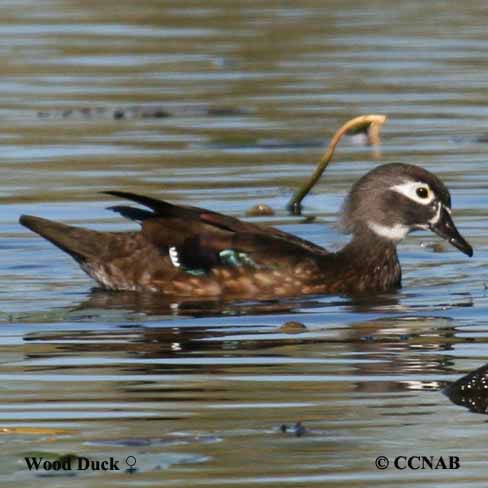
[106,191,329,273]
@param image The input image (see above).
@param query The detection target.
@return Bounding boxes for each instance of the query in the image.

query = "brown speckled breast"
[80,230,401,299]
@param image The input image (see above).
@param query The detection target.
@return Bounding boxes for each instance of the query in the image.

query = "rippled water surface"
[2,0,488,486]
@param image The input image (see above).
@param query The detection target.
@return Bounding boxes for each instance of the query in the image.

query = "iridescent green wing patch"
[219,249,257,268]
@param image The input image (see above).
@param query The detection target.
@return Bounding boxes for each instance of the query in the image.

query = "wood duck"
[19,163,472,299]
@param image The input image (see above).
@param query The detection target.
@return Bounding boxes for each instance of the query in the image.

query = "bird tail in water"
[19,215,106,262]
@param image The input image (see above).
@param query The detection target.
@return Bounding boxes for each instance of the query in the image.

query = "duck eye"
[416,187,429,199]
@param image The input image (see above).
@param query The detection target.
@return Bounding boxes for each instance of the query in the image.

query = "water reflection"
[74,287,335,318]
[20,312,462,383]
[4,295,486,482]
[71,286,475,319]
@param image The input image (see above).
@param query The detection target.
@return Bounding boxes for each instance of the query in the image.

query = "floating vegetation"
[37,105,247,120]
[279,421,307,437]
[245,203,275,216]
[278,321,307,333]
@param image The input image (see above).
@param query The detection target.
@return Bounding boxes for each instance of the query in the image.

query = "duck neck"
[333,229,402,293]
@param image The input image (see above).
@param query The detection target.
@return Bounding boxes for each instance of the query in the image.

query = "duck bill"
[429,207,473,257]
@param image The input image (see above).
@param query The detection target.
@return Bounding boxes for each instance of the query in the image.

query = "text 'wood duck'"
[19,163,472,299]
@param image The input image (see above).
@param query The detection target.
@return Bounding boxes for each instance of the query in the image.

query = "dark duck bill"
[429,205,473,257]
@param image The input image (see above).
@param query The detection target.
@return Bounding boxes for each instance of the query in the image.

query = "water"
[1,0,488,485]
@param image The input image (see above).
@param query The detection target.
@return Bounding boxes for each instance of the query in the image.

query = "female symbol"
[125,456,137,473]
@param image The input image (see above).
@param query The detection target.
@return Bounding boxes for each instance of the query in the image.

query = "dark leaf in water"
[279,422,307,437]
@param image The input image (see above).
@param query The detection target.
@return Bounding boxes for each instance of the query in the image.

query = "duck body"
[19,163,472,299]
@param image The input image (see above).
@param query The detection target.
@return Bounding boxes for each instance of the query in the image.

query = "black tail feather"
[104,191,175,213]
[107,205,154,222]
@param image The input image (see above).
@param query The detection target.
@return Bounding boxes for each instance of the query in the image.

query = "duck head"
[340,163,473,256]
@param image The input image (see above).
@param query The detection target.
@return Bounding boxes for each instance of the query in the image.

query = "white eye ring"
[390,181,434,205]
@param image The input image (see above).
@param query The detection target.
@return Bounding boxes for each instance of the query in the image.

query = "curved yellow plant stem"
[287,114,387,215]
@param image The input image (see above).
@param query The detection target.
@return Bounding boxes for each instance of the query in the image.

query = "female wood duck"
[19,163,472,298]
